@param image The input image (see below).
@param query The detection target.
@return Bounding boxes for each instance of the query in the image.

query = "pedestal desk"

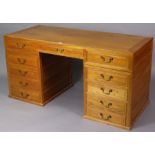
[4,25,153,130]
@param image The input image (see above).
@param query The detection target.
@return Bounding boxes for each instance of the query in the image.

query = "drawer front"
[87,67,129,87]
[7,52,38,67]
[10,88,41,102]
[87,93,126,114]
[5,37,33,51]
[86,50,130,71]
[39,43,84,59]
[87,107,126,125]
[87,82,128,101]
[9,64,40,80]
[10,77,41,91]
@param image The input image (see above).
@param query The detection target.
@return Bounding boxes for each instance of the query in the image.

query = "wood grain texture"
[86,65,130,87]
[87,81,128,102]
[7,51,38,67]
[85,49,131,72]
[87,93,127,115]
[9,65,40,80]
[86,107,126,125]
[5,25,151,52]
[4,25,153,130]
[130,40,153,127]
[39,54,73,104]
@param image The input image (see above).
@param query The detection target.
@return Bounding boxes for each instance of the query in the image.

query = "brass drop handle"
[16,43,26,49]
[100,56,113,63]
[20,92,30,98]
[100,101,112,108]
[18,70,28,76]
[56,48,65,53]
[19,81,29,87]
[17,58,26,64]
[101,88,112,95]
[60,48,64,53]
[100,113,112,120]
[100,74,113,81]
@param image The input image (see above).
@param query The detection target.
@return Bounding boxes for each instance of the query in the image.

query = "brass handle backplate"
[16,43,26,49]
[20,92,30,98]
[18,70,28,76]
[17,58,26,64]
[19,81,29,87]
[100,113,112,120]
[100,100,113,108]
[56,48,65,53]
[100,88,112,95]
[100,74,113,81]
[100,56,113,63]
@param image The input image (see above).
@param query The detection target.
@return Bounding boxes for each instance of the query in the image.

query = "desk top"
[6,25,152,53]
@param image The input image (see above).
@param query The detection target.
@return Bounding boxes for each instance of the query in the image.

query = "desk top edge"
[4,25,153,53]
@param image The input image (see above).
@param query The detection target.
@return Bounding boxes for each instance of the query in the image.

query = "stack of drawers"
[5,37,73,106]
[84,49,131,129]
[5,38,42,105]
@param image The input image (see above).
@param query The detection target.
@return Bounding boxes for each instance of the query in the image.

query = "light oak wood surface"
[87,93,126,115]
[4,25,153,130]
[6,25,151,52]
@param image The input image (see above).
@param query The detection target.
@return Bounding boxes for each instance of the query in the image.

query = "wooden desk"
[4,25,153,130]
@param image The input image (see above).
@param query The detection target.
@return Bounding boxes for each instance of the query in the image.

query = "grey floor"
[0,24,155,132]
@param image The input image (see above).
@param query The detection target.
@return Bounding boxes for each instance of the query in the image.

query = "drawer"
[86,66,130,87]
[9,64,40,80]
[87,92,126,114]
[5,37,33,51]
[87,82,128,101]
[86,107,126,125]
[86,50,130,71]
[39,43,84,59]
[10,88,41,102]
[7,50,38,67]
[10,77,41,90]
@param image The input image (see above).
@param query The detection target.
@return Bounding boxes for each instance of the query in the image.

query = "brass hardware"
[100,100,104,105]
[17,58,26,64]
[19,81,28,87]
[18,70,28,76]
[56,48,65,53]
[100,56,113,63]
[100,100,112,108]
[105,103,112,108]
[100,74,104,79]
[100,88,112,95]
[16,43,26,49]
[20,92,30,98]
[60,48,64,53]
[100,74,113,81]
[100,113,112,120]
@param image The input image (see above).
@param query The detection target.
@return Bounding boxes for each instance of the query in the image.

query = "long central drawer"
[39,43,84,59]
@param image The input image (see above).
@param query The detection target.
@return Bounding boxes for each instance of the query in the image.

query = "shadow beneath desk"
[47,80,84,116]
[133,73,155,131]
